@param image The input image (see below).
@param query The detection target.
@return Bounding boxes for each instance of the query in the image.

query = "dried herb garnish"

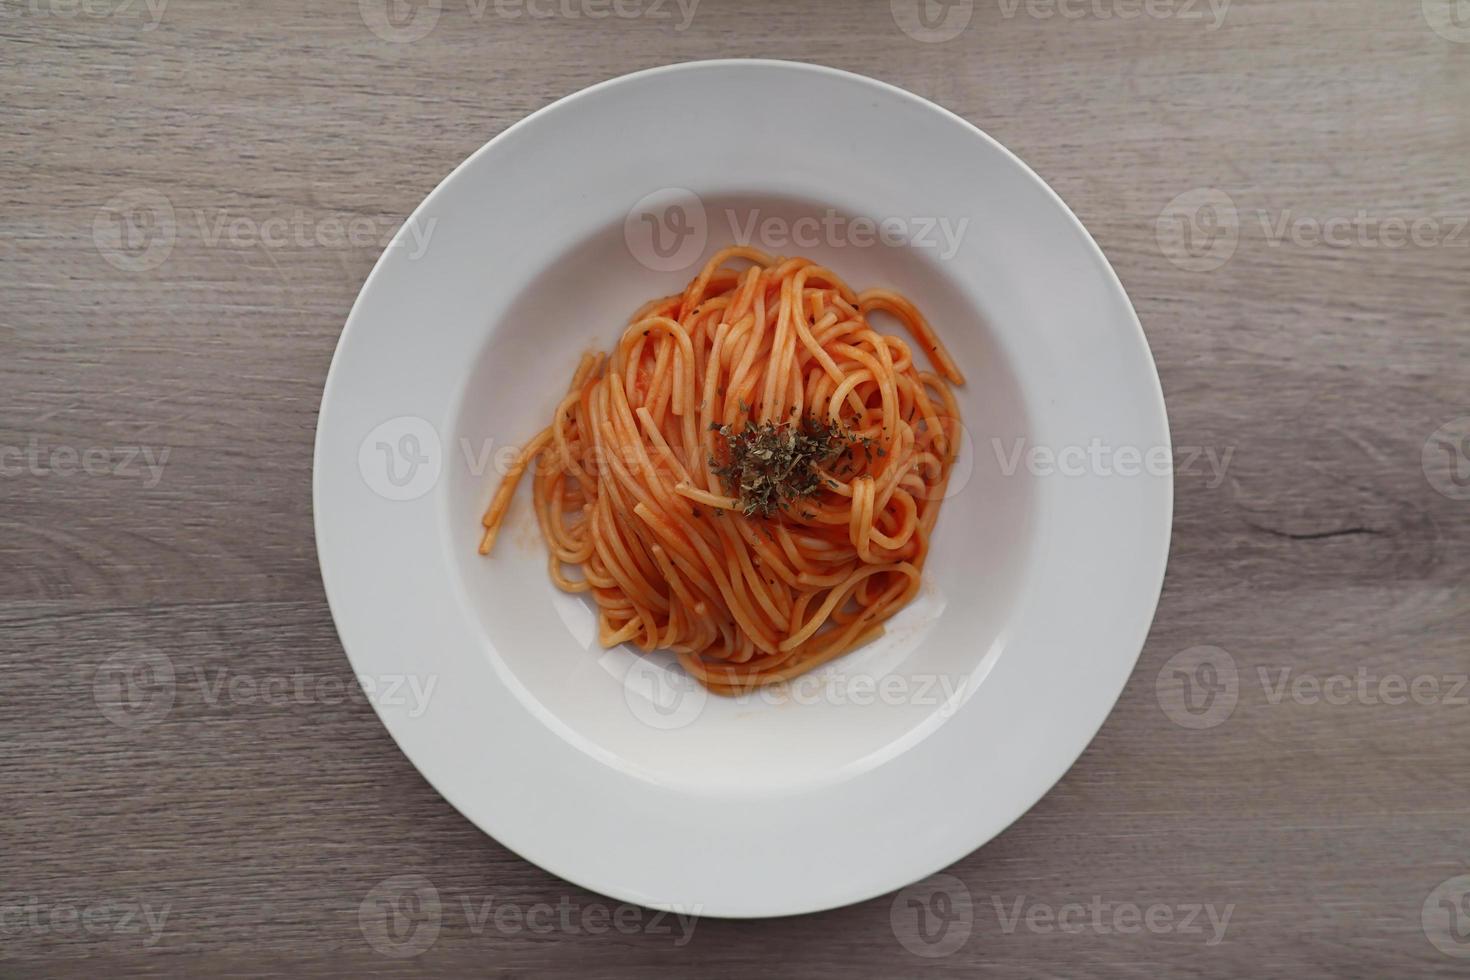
[709,415,852,518]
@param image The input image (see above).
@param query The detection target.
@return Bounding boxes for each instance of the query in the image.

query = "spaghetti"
[479,247,965,695]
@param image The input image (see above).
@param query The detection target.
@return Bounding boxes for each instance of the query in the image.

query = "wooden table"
[4,0,1468,974]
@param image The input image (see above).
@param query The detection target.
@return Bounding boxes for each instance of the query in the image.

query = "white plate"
[314,60,1171,918]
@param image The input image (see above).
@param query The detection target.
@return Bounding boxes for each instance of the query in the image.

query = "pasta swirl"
[480,248,964,695]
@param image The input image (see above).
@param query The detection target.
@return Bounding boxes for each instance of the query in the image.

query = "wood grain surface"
[3,0,1468,975]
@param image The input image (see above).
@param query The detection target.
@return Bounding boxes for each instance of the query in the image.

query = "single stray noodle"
[479,247,965,695]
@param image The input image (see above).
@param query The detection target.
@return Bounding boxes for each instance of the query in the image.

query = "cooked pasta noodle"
[479,247,964,695]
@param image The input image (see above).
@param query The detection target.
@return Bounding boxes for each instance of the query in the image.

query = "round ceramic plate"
[314,60,1171,917]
